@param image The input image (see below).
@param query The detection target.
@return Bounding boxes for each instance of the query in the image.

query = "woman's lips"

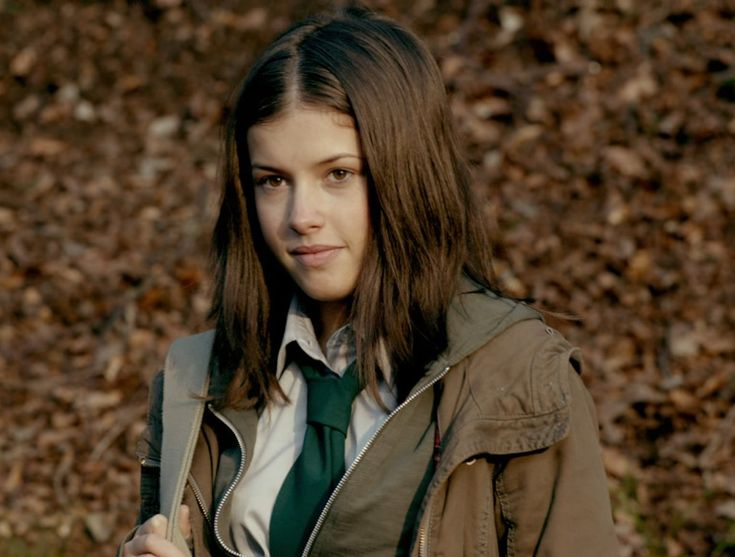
[289,245,342,267]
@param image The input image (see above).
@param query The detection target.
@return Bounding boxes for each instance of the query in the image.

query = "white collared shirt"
[230,297,397,556]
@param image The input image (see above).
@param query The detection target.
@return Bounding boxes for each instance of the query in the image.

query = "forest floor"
[1,0,734,555]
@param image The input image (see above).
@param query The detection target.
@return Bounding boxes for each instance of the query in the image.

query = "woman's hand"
[122,504,192,557]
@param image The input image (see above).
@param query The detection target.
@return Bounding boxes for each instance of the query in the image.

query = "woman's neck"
[312,300,351,353]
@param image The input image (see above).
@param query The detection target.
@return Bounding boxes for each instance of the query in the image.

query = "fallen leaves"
[0,0,733,555]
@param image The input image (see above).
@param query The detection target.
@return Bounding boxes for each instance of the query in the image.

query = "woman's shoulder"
[467,317,580,414]
[166,329,216,369]
[146,329,216,408]
[440,315,583,454]
[445,283,583,423]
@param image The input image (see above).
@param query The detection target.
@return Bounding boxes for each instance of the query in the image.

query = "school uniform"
[120,280,620,556]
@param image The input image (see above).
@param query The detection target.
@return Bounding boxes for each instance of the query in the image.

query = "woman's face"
[248,106,370,308]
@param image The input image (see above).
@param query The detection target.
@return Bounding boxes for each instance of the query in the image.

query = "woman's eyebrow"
[250,163,282,172]
[251,154,364,171]
[316,154,363,164]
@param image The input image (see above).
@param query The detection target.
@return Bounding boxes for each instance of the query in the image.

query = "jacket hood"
[411,278,543,395]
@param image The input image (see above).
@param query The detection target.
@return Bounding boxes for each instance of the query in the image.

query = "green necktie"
[269,357,362,556]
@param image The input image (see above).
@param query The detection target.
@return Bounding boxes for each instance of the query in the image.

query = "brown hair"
[210,6,498,409]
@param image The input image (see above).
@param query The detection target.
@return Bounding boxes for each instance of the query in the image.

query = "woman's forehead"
[247,107,362,166]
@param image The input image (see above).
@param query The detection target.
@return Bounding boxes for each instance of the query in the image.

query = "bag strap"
[160,330,214,555]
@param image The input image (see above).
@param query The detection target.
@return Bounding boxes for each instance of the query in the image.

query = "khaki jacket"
[121,285,620,556]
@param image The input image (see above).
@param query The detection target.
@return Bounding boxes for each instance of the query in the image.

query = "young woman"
[120,6,619,557]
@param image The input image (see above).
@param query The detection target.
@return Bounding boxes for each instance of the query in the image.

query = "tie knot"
[300,361,361,435]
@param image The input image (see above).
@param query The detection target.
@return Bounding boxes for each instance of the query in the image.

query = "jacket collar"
[206,277,542,400]
[407,277,542,396]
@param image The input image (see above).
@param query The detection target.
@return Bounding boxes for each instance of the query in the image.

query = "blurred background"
[1,0,733,555]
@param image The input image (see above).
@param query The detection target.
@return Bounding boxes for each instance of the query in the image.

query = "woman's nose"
[288,183,324,234]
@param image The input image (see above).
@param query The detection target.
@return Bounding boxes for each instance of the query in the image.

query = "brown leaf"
[10,47,37,76]
[604,146,648,179]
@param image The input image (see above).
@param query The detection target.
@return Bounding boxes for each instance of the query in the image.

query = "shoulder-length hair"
[210,6,498,409]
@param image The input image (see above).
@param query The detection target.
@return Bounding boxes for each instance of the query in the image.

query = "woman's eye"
[255,175,284,188]
[329,169,353,182]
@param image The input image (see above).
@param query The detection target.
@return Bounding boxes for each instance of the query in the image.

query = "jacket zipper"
[208,403,247,557]
[300,364,451,557]
[188,473,212,528]
[418,509,432,557]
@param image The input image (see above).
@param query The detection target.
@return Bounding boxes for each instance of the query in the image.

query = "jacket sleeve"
[494,363,620,556]
[136,369,165,525]
[116,370,165,556]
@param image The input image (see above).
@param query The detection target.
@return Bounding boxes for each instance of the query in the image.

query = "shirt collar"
[276,295,354,377]
[275,295,393,385]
